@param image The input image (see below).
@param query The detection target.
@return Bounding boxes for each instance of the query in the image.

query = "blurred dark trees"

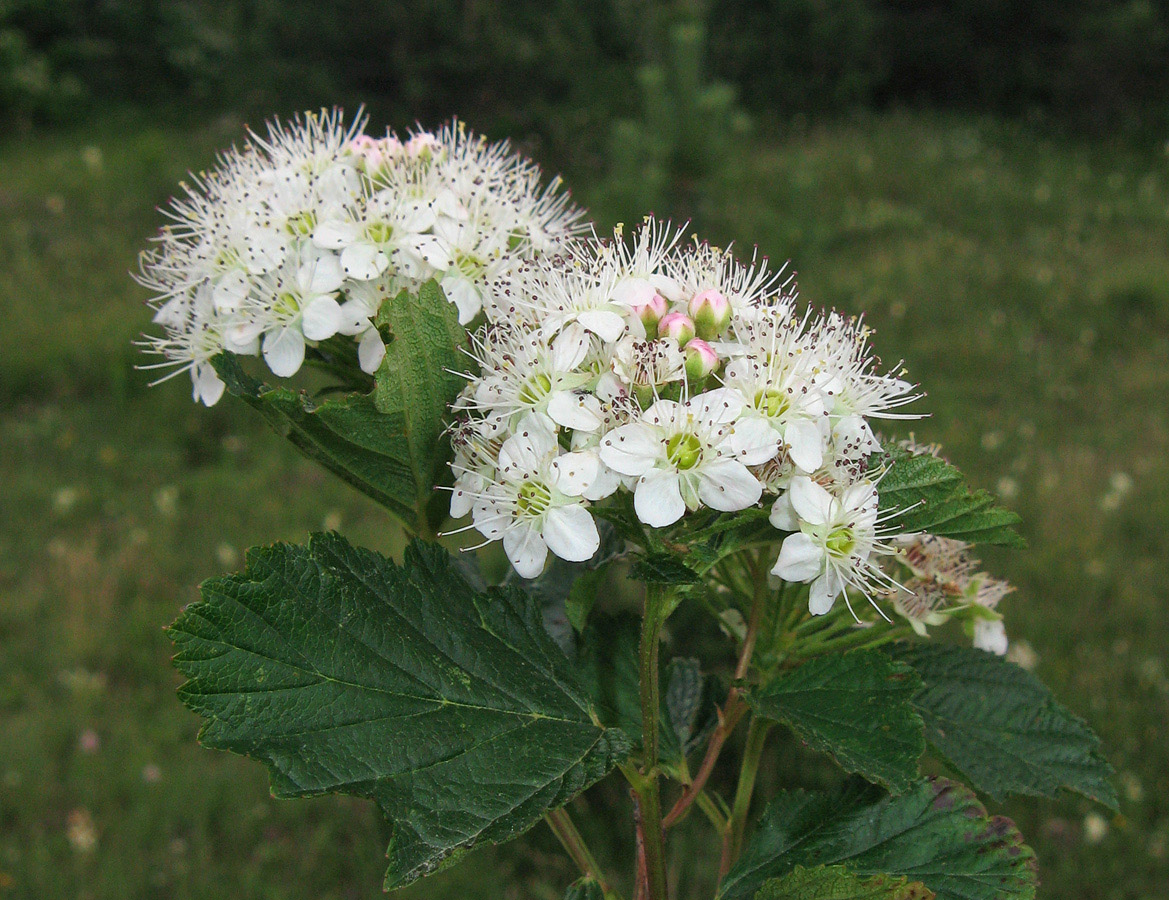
[3,0,1167,140]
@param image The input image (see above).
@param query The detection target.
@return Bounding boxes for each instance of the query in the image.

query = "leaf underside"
[718,778,1037,900]
[170,534,630,890]
[748,649,925,793]
[755,864,935,900]
[875,445,1024,547]
[893,643,1117,809]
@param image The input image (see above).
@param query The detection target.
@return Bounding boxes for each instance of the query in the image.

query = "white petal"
[785,418,824,473]
[635,468,685,527]
[808,572,840,615]
[440,275,481,325]
[577,309,627,342]
[398,200,436,233]
[583,464,623,502]
[729,417,781,466]
[973,620,1009,656]
[771,532,825,583]
[313,220,359,249]
[301,296,344,341]
[611,277,656,308]
[689,388,743,426]
[769,494,799,531]
[242,230,287,273]
[336,298,375,336]
[549,450,599,497]
[341,243,389,281]
[547,391,602,431]
[542,505,600,562]
[788,476,835,526]
[303,253,344,294]
[192,363,225,406]
[504,524,548,578]
[599,424,662,476]
[550,324,591,371]
[358,327,386,373]
[262,326,305,377]
[698,459,763,512]
[212,271,250,312]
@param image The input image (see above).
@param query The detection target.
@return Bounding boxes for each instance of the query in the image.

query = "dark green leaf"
[576,616,703,763]
[665,657,721,756]
[893,643,1117,809]
[170,534,630,890]
[212,281,468,534]
[503,520,626,640]
[755,865,935,900]
[628,552,699,585]
[213,352,419,526]
[565,877,606,900]
[747,649,925,792]
[370,279,472,519]
[875,446,1024,547]
[719,778,1036,900]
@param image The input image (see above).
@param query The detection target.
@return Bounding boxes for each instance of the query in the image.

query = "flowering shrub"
[149,112,1114,900]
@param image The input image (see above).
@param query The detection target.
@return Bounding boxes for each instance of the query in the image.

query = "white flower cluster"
[137,110,583,405]
[449,219,922,614]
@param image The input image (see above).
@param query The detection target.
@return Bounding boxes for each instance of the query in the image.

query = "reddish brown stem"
[632,789,648,900]
[663,564,767,829]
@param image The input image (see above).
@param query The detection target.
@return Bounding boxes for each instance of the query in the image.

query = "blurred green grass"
[1,112,1167,899]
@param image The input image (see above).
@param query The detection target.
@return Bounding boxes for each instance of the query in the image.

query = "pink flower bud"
[406,132,440,158]
[632,292,669,331]
[688,289,732,340]
[658,311,696,347]
[684,339,719,380]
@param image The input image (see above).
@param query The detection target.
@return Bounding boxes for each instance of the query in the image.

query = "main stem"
[636,583,671,900]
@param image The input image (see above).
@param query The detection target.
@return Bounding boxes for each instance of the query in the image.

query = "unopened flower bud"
[688,289,732,340]
[658,311,696,347]
[633,292,669,331]
[684,339,719,381]
[406,132,440,159]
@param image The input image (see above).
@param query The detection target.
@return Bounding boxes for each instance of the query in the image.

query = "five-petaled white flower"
[600,388,779,528]
[470,418,601,577]
[770,475,894,615]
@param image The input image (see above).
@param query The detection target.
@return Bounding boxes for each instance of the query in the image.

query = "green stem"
[635,583,671,900]
[545,808,620,898]
[719,717,772,881]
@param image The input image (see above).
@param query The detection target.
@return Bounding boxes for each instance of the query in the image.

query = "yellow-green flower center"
[755,388,790,419]
[519,373,553,406]
[516,481,552,516]
[276,291,301,315]
[364,220,394,244]
[826,525,856,556]
[286,210,317,236]
[666,433,703,470]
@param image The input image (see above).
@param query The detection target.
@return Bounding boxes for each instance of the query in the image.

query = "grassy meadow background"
[3,7,1169,897]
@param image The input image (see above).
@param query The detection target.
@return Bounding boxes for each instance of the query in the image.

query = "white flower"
[250,248,346,377]
[722,316,827,473]
[469,418,601,577]
[600,388,778,527]
[972,619,1009,655]
[770,476,896,615]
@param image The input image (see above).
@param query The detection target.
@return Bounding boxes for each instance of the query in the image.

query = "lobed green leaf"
[718,778,1037,900]
[169,534,630,890]
[893,643,1117,809]
[565,877,606,900]
[747,649,925,793]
